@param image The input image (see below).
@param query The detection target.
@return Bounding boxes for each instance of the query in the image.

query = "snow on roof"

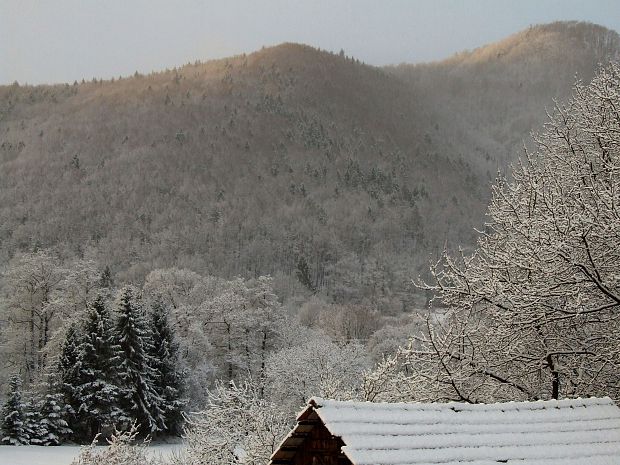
[275,397,620,465]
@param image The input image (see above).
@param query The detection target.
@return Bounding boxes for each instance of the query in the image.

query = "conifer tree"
[21,396,42,445]
[57,323,83,437]
[74,294,125,439]
[99,265,114,289]
[149,298,186,435]
[31,392,73,445]
[1,375,29,445]
[115,287,165,434]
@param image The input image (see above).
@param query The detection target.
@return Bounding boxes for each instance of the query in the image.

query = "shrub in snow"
[71,424,160,465]
[183,380,290,465]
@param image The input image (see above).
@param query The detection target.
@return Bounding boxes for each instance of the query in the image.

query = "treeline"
[1,286,184,444]
[0,249,423,445]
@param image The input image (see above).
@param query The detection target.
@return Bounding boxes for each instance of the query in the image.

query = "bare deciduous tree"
[369,62,620,403]
[2,251,65,383]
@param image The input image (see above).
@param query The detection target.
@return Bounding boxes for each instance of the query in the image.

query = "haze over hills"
[390,21,620,172]
[0,21,618,312]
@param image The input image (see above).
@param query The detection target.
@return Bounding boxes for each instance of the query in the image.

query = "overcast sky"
[2,0,620,85]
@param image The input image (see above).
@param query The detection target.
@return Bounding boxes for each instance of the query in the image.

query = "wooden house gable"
[271,403,351,465]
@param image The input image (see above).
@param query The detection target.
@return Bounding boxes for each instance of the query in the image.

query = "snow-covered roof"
[271,396,620,465]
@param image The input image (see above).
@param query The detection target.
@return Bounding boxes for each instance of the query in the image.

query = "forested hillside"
[0,45,452,313]
[390,21,620,172]
[1,20,620,451]
[0,21,618,311]
[0,23,619,312]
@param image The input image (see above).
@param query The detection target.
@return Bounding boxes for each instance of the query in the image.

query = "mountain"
[389,21,620,171]
[0,21,618,312]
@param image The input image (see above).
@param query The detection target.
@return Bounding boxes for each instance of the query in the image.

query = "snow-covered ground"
[0,443,184,465]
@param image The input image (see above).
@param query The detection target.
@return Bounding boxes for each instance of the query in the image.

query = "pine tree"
[1,375,29,445]
[74,294,125,440]
[115,287,165,434]
[149,298,186,435]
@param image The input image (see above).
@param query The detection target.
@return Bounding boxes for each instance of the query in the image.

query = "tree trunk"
[546,353,560,399]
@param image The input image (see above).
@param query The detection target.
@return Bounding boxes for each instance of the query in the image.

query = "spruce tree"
[115,286,165,434]
[1,375,29,445]
[57,323,83,438]
[149,298,186,435]
[31,392,73,445]
[74,294,125,440]
[21,396,42,445]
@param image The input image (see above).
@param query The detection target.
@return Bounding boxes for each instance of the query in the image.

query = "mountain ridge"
[0,21,618,311]
[398,21,620,68]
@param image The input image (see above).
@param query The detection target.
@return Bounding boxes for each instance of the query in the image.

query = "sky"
[2,0,620,85]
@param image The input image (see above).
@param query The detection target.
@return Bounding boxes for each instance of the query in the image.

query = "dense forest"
[1,22,616,311]
[1,21,620,454]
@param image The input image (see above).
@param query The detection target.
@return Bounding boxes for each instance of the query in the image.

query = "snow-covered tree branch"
[380,62,620,403]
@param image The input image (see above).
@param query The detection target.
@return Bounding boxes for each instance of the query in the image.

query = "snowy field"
[0,443,184,465]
